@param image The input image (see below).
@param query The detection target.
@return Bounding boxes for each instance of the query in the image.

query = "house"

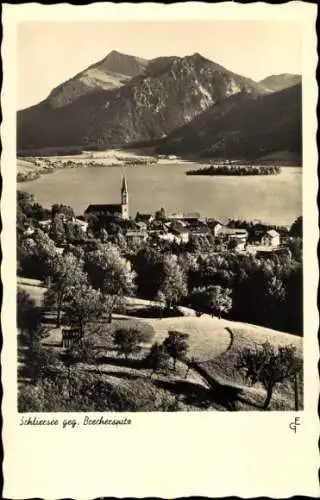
[219,227,248,237]
[125,230,148,245]
[218,227,248,243]
[38,219,52,231]
[261,229,280,247]
[206,219,224,237]
[182,212,201,222]
[246,246,289,257]
[157,232,177,243]
[24,225,35,236]
[190,226,211,237]
[136,221,148,231]
[167,211,184,220]
[228,234,248,251]
[135,213,154,224]
[75,218,89,233]
[169,221,189,243]
[256,247,291,258]
[149,220,168,232]
[217,227,249,250]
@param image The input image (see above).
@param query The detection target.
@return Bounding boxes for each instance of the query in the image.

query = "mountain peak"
[108,49,123,56]
[46,50,148,109]
[104,49,139,60]
[94,50,148,77]
[259,73,302,92]
[185,52,208,63]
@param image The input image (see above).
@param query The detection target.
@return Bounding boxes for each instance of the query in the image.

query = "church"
[85,174,129,220]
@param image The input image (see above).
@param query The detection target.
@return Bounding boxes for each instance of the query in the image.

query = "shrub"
[163,331,190,370]
[112,327,154,360]
[145,342,170,373]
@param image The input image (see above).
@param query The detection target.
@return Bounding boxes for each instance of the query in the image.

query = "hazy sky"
[18,21,302,110]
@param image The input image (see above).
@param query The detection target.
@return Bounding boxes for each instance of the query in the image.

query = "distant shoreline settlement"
[16,153,295,183]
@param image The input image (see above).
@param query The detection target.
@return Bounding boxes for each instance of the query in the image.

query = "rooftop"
[85,204,122,215]
[266,229,280,237]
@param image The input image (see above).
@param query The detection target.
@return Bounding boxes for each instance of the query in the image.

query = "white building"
[261,229,280,247]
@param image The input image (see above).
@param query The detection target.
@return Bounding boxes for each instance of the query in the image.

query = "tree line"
[186,164,281,176]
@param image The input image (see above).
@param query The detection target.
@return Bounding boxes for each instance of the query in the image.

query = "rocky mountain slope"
[17,51,301,160]
[156,83,302,159]
[40,50,148,110]
[17,52,267,151]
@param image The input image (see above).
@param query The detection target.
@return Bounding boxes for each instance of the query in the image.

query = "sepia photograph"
[2,3,318,499]
[16,18,305,413]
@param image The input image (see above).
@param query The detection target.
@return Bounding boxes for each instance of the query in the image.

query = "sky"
[17,20,302,110]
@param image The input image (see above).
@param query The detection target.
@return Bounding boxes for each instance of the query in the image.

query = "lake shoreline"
[18,163,302,227]
[17,153,301,183]
[17,153,203,183]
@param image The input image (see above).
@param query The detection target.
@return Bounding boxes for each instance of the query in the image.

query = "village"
[24,173,290,259]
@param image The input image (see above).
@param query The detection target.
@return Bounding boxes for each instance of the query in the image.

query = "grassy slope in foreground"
[18,280,303,411]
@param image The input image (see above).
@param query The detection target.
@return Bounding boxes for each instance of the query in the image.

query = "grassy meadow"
[18,279,303,411]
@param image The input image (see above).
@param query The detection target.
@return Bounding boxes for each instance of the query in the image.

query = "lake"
[18,163,302,226]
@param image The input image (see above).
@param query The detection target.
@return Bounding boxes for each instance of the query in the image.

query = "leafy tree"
[185,234,202,254]
[99,228,109,243]
[290,216,302,237]
[85,243,136,322]
[17,288,59,384]
[287,237,302,262]
[49,215,66,245]
[283,264,303,334]
[206,285,232,318]
[236,341,302,409]
[18,384,45,412]
[265,276,286,313]
[155,207,166,221]
[18,228,58,280]
[63,244,85,261]
[228,238,239,251]
[112,327,153,360]
[132,245,164,299]
[44,253,88,327]
[157,254,187,309]
[28,344,61,384]
[17,190,35,214]
[64,283,105,337]
[51,203,75,220]
[190,285,232,318]
[17,192,51,244]
[31,202,50,221]
[163,331,189,370]
[146,342,170,374]
[63,336,99,379]
[17,288,42,340]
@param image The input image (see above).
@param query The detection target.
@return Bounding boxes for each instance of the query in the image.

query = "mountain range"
[17,50,302,160]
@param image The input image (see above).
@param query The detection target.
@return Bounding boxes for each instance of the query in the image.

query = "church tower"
[121,174,129,220]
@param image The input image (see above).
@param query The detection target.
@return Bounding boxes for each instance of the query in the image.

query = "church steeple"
[121,173,129,220]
